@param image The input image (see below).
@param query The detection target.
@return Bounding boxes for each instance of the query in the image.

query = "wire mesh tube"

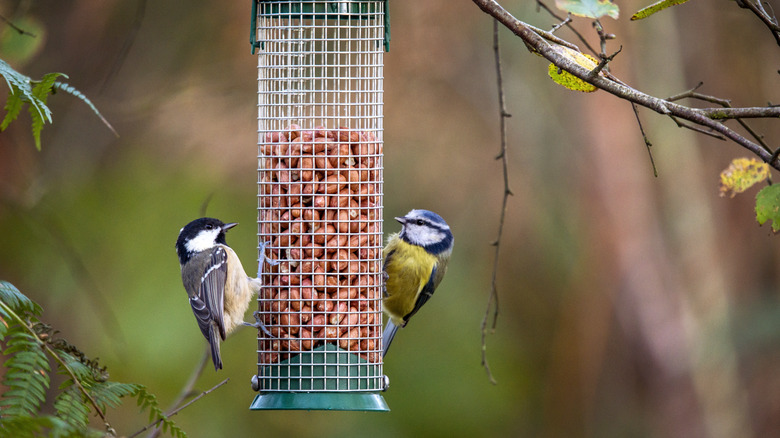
[251,0,388,411]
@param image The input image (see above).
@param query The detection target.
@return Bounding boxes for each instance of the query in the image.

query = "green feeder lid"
[250,0,390,53]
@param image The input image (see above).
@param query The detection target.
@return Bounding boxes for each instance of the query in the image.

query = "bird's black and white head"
[176,217,237,265]
[397,209,453,256]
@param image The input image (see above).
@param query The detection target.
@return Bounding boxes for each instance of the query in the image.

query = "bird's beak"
[394,216,405,224]
[222,222,238,232]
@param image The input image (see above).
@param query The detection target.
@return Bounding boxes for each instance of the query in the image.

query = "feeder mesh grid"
[255,0,385,392]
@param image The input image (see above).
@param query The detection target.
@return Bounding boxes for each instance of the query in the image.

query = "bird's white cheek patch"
[416,230,446,247]
[185,229,220,253]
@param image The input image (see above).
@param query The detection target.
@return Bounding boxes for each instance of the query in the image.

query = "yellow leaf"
[547,46,599,93]
[719,157,769,198]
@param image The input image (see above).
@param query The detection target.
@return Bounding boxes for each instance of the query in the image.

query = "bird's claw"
[257,240,279,276]
[243,311,275,338]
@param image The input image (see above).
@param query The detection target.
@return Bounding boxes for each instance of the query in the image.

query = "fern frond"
[29,71,62,122]
[28,98,45,150]
[53,81,118,137]
[0,59,34,99]
[1,330,50,417]
[53,387,91,430]
[91,381,142,411]
[0,60,116,150]
[0,282,187,438]
[1,89,23,130]
[0,280,42,317]
[132,386,188,438]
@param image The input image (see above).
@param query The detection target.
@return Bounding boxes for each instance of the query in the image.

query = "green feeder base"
[250,392,389,411]
[249,344,389,411]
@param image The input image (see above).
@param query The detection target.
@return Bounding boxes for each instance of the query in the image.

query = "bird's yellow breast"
[383,235,438,325]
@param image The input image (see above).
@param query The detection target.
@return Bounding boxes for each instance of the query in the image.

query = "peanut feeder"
[250,0,389,411]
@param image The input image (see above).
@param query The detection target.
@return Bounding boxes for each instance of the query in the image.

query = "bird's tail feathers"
[382,320,400,358]
[208,322,223,370]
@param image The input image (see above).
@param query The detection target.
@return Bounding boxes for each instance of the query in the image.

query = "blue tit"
[382,209,454,357]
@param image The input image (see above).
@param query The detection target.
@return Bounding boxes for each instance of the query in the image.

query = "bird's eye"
[416,219,425,226]
[205,224,213,230]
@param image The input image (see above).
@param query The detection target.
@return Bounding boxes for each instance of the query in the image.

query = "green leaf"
[1,60,114,149]
[631,0,691,20]
[0,280,42,317]
[756,184,780,232]
[27,72,64,150]
[1,90,23,130]
[719,158,770,198]
[54,387,91,430]
[555,0,619,19]
[1,331,51,417]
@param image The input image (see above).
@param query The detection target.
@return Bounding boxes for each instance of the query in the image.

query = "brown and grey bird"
[175,217,262,370]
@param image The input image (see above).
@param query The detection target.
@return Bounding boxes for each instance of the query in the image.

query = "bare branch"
[587,45,622,80]
[471,0,778,169]
[146,347,210,438]
[483,18,512,385]
[736,0,780,46]
[550,15,572,34]
[0,14,36,37]
[129,378,230,438]
[536,0,599,56]
[668,115,728,140]
[631,103,658,177]
[666,86,775,151]
[695,106,780,120]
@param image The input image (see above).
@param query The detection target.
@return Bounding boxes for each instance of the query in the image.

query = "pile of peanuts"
[258,124,383,364]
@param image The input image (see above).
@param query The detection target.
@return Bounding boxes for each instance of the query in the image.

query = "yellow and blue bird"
[382,209,454,357]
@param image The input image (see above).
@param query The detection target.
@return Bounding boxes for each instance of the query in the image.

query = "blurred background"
[1,0,779,437]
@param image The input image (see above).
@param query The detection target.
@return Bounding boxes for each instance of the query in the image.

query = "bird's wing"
[402,264,439,322]
[189,247,228,341]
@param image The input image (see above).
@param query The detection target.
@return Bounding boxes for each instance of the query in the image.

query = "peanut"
[258,125,384,364]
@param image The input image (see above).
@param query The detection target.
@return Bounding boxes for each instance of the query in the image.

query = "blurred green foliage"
[1,1,779,437]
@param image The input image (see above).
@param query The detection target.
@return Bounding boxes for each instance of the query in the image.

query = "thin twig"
[129,378,230,438]
[0,14,36,37]
[526,22,580,51]
[668,115,728,140]
[587,45,622,80]
[482,19,512,385]
[736,0,780,46]
[146,346,210,438]
[665,81,705,101]
[666,86,774,152]
[101,0,147,93]
[550,15,571,34]
[536,0,599,56]
[631,103,658,177]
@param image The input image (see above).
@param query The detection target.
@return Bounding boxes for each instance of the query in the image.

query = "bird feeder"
[250,0,389,411]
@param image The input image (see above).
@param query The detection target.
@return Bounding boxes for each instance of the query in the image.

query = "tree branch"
[146,346,210,438]
[471,0,779,167]
[482,18,512,385]
[0,14,37,37]
[129,378,229,438]
[736,0,780,46]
